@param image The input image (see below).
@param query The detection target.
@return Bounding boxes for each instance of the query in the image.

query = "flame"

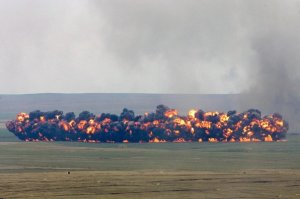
[40,116,45,122]
[153,120,159,125]
[264,135,273,142]
[150,137,167,143]
[89,119,95,125]
[69,120,76,127]
[101,118,111,125]
[164,109,178,118]
[190,127,195,134]
[223,128,233,138]
[204,111,219,120]
[252,138,261,142]
[173,138,186,142]
[275,119,284,127]
[208,138,218,143]
[173,118,186,126]
[86,126,96,134]
[6,105,289,143]
[196,121,212,129]
[77,120,87,130]
[220,114,229,123]
[59,121,70,132]
[188,109,197,119]
[16,112,29,122]
[239,137,251,142]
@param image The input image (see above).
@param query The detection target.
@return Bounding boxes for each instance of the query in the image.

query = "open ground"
[0,129,299,198]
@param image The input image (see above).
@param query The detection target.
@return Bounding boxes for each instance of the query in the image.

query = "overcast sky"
[0,0,299,95]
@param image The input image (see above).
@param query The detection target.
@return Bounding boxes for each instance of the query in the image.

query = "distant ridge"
[0,93,239,120]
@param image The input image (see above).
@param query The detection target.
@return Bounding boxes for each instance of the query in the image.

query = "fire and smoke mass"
[6,105,288,142]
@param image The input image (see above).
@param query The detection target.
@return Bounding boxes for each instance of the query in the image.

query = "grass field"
[0,128,300,198]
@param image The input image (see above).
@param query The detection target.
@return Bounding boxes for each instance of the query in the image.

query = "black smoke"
[6,105,288,142]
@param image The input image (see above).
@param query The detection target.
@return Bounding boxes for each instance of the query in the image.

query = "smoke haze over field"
[0,0,300,131]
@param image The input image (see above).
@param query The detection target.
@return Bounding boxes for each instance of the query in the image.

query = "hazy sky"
[0,0,299,94]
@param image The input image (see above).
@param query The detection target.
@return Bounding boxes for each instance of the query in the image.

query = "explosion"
[6,105,288,143]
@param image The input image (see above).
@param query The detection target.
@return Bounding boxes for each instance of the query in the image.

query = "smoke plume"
[0,1,299,131]
[238,1,300,132]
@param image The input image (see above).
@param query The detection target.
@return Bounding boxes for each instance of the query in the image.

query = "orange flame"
[150,137,167,143]
[188,109,197,119]
[264,135,273,142]
[7,106,288,143]
[164,109,178,118]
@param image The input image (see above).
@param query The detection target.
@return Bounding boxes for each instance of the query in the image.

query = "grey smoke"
[237,1,300,132]
[0,0,299,131]
[0,0,250,93]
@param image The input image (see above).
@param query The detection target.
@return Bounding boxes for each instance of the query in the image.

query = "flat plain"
[0,129,299,198]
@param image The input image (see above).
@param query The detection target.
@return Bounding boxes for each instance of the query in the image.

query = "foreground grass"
[0,133,299,172]
[1,170,299,199]
[0,129,300,198]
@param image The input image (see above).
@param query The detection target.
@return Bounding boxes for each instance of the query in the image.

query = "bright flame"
[86,126,96,134]
[188,109,197,119]
[16,112,29,122]
[59,121,70,132]
[208,138,218,143]
[164,109,178,118]
[8,107,288,143]
[150,137,167,143]
[40,116,45,122]
[77,120,87,130]
[173,118,186,126]
[264,135,273,142]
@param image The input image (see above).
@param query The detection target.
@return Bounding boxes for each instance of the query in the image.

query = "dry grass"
[0,131,300,198]
[0,170,299,199]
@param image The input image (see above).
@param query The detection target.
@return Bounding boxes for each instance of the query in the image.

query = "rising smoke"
[237,1,300,132]
[0,1,299,131]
